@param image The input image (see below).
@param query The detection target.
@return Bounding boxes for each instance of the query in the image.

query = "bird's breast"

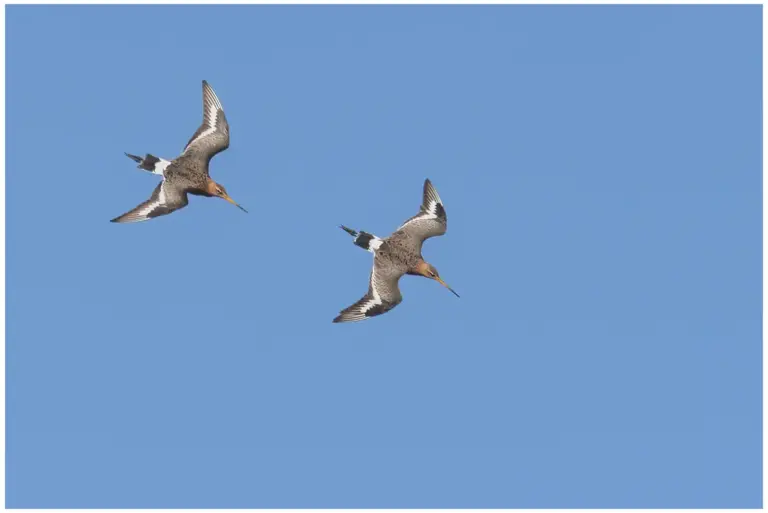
[377,245,418,270]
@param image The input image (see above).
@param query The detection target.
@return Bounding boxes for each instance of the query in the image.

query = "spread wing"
[333,258,404,323]
[110,180,189,224]
[395,179,447,246]
[180,80,230,165]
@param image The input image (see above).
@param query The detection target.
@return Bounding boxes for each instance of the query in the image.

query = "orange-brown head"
[415,261,460,298]
[205,179,248,213]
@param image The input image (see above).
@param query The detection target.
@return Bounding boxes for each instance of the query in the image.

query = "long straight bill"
[224,195,248,213]
[436,277,460,298]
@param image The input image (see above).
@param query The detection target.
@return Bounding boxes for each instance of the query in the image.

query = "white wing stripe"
[426,200,440,216]
[361,277,383,313]
[134,180,167,217]
[345,272,385,320]
[136,202,157,217]
[186,126,217,150]
[182,83,226,154]
[398,211,438,231]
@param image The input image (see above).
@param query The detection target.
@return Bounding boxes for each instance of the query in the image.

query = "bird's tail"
[339,225,383,253]
[124,152,171,176]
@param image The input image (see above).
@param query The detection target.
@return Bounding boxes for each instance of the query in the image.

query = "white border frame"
[0,1,762,512]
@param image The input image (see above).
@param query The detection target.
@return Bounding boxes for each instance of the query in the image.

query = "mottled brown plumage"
[334,179,458,323]
[111,80,246,224]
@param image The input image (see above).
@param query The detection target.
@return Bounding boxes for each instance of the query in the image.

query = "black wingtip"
[339,225,358,237]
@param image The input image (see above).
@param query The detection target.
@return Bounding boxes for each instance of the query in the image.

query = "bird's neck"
[408,259,429,277]
[194,179,217,197]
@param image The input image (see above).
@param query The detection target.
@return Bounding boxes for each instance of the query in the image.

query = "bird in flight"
[111,80,247,223]
[334,179,459,323]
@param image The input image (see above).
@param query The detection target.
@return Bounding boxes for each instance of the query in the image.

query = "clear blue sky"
[6,5,761,508]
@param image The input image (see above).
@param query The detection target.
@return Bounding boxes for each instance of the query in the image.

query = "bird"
[111,80,247,223]
[334,179,459,323]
